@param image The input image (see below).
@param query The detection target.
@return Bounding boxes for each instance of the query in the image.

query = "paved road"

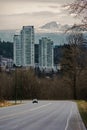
[0,101,86,130]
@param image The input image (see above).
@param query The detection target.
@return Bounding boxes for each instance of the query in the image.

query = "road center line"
[65,103,73,130]
[0,103,52,120]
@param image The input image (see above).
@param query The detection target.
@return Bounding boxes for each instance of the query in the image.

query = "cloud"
[70,13,77,17]
[0,0,73,4]
[49,5,60,8]
[0,11,60,17]
[0,10,63,29]
[0,0,60,3]
[0,0,79,30]
[0,1,62,15]
[32,11,60,16]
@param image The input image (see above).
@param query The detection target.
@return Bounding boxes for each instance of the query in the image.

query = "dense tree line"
[0,41,13,58]
[0,68,77,101]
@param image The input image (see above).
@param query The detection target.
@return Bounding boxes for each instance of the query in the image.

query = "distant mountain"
[37,21,87,33]
[0,29,20,42]
[39,21,70,32]
[40,21,60,30]
[35,32,68,45]
[0,21,87,44]
[60,24,71,31]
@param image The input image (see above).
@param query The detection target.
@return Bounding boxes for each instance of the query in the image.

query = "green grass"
[76,100,87,128]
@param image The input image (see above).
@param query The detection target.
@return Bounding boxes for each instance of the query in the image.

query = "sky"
[0,0,81,30]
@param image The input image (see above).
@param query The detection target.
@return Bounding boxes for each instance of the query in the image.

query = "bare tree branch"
[64,0,87,30]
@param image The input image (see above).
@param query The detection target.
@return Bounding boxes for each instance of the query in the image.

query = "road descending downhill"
[0,101,86,130]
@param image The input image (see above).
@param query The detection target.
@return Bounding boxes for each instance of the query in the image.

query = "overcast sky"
[0,0,81,30]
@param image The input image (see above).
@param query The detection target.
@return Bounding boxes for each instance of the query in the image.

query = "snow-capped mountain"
[40,21,60,30]
[0,21,78,42]
[0,21,86,43]
[36,21,70,33]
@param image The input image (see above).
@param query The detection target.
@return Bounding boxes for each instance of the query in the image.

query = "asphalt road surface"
[0,101,86,130]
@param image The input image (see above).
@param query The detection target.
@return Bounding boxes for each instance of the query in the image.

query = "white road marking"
[0,103,52,120]
[65,103,73,130]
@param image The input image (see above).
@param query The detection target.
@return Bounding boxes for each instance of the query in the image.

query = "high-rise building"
[13,35,22,66]
[21,26,34,67]
[54,45,62,65]
[34,44,39,64]
[13,26,35,67]
[39,37,54,70]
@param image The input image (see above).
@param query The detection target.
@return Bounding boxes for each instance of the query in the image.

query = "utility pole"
[15,67,17,104]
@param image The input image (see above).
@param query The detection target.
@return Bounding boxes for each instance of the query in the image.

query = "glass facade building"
[39,37,54,70]
[13,26,35,67]
[21,26,34,67]
[13,35,22,66]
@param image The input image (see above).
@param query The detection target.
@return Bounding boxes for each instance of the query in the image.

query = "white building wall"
[13,35,22,66]
[21,26,34,67]
[39,37,54,70]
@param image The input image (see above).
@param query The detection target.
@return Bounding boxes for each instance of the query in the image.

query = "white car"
[32,99,38,103]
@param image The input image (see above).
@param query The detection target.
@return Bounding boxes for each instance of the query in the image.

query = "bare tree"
[61,33,87,99]
[66,0,87,29]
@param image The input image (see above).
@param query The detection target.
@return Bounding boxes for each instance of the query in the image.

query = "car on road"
[32,99,38,103]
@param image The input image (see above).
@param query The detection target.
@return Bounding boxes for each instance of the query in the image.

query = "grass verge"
[76,100,87,128]
[0,100,13,107]
[0,100,21,107]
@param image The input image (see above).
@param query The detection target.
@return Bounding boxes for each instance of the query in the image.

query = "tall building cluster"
[13,26,54,70]
[14,26,34,67]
